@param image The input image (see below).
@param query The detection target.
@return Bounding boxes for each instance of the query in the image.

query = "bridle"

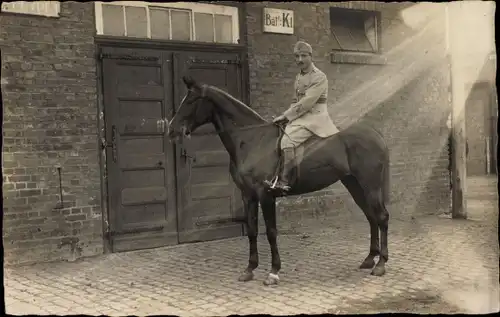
[180,84,284,136]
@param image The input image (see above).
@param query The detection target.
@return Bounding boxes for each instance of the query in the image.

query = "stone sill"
[330,51,388,65]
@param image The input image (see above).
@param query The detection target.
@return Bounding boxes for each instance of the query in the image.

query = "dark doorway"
[465,82,497,176]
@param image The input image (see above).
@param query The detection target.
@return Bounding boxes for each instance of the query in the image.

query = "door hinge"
[196,216,246,227]
[189,58,241,66]
[99,52,159,62]
[106,225,165,237]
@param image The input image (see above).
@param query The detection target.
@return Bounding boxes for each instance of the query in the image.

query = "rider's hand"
[273,115,287,123]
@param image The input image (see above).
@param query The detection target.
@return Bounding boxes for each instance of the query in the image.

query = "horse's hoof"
[263,273,279,286]
[371,265,386,276]
[359,259,376,269]
[238,271,254,282]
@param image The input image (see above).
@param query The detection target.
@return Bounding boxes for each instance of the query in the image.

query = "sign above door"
[262,7,294,35]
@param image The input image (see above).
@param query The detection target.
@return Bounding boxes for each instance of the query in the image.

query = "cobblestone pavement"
[4,199,499,316]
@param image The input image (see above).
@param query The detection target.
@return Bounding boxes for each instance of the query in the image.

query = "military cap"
[293,41,313,54]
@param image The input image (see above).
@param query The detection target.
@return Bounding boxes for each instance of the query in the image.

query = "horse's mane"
[208,85,267,123]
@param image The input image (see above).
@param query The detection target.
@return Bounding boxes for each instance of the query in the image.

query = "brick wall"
[245,1,452,230]
[0,1,455,264]
[1,2,103,265]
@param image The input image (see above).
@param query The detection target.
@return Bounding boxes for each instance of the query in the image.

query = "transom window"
[329,7,380,53]
[94,1,239,44]
[1,1,60,17]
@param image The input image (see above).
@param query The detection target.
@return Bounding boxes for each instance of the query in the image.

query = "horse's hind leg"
[363,183,389,277]
[341,175,379,270]
[371,190,389,277]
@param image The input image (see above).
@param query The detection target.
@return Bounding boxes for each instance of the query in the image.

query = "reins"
[179,84,288,136]
[189,121,285,137]
[213,121,282,135]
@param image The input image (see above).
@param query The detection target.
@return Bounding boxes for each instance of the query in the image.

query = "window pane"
[194,12,214,42]
[171,10,191,41]
[125,6,147,38]
[150,8,170,40]
[102,4,125,36]
[331,23,373,52]
[331,24,355,50]
[364,17,377,51]
[214,14,232,43]
[349,28,373,52]
[331,36,342,50]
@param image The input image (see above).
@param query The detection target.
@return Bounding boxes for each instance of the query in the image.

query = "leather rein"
[186,85,287,136]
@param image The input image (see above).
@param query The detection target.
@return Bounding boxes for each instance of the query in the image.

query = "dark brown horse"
[168,76,390,286]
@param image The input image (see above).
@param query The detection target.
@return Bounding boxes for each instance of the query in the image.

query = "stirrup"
[271,176,279,189]
[264,176,279,189]
[263,176,278,188]
[272,180,291,192]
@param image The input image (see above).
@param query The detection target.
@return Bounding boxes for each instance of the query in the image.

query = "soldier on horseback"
[169,54,391,280]
[270,41,340,192]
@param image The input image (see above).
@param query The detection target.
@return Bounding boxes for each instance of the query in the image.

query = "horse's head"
[168,76,216,139]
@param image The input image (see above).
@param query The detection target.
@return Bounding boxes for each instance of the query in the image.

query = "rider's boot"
[273,147,295,192]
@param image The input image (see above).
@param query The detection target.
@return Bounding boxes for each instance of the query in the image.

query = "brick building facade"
[2,2,103,264]
[245,2,452,229]
[2,1,454,265]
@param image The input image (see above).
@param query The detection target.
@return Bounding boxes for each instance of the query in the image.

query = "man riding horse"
[168,43,391,281]
[270,41,340,192]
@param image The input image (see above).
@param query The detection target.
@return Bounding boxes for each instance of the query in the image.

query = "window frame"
[1,1,60,17]
[94,1,239,44]
[329,7,381,54]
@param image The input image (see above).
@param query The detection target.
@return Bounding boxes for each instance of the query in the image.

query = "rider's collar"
[300,63,316,75]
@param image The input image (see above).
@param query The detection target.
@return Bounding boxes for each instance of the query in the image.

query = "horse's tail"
[382,145,391,205]
[370,125,390,205]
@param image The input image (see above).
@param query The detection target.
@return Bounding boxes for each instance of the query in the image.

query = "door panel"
[102,47,178,252]
[174,52,244,243]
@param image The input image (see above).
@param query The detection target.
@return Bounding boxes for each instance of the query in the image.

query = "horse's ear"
[183,76,198,89]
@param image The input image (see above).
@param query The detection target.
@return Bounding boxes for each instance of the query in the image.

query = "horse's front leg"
[260,195,281,286]
[238,193,259,282]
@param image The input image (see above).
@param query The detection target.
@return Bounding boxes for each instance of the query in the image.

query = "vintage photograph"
[1,1,498,315]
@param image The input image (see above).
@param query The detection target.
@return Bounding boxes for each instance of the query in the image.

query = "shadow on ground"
[333,291,462,314]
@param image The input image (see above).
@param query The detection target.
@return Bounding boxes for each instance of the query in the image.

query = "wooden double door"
[100,46,244,252]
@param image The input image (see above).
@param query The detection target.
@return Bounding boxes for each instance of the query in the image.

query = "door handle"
[181,147,196,163]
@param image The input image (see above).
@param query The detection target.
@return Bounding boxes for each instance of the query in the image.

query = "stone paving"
[4,195,499,315]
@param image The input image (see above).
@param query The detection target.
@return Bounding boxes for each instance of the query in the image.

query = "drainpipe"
[447,2,468,219]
